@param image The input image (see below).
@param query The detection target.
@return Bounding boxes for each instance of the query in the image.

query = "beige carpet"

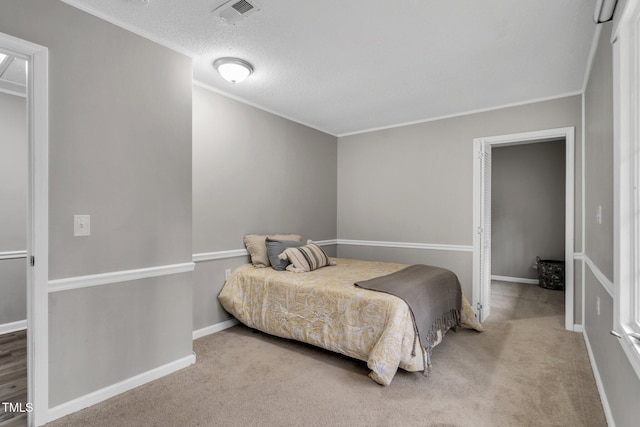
[47,281,606,427]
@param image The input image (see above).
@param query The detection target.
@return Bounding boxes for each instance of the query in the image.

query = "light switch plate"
[74,214,91,236]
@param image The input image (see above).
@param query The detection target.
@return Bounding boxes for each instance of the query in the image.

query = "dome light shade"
[213,57,253,84]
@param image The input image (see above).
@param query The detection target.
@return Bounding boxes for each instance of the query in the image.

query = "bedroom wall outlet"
[74,214,91,236]
[225,268,231,280]
[597,296,601,316]
[596,205,602,225]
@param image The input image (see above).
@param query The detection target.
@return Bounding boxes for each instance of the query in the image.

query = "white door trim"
[0,31,49,427]
[472,127,575,330]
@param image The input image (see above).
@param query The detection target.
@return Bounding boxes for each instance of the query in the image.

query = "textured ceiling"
[63,0,598,136]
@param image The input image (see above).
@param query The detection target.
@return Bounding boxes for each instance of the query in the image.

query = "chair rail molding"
[48,262,195,293]
[0,250,27,260]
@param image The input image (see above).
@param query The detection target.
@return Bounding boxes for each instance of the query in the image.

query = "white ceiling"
[63,0,598,136]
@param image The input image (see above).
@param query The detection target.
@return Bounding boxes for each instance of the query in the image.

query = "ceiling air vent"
[213,0,260,25]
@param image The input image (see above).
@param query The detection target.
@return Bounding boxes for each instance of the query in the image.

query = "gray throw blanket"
[354,264,462,374]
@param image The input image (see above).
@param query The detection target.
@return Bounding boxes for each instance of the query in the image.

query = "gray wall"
[585,36,614,281]
[0,259,26,326]
[583,21,640,426]
[337,95,582,308]
[48,273,193,406]
[0,92,27,325]
[0,92,26,252]
[491,140,566,280]
[192,85,337,331]
[0,0,194,407]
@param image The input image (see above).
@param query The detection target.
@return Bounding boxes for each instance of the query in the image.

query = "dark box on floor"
[536,257,565,291]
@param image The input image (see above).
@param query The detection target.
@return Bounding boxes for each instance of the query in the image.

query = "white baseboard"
[0,319,27,335]
[573,324,584,333]
[193,318,239,340]
[491,275,539,285]
[46,353,196,423]
[582,329,615,427]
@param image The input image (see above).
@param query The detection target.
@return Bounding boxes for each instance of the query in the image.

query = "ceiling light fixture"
[213,57,253,84]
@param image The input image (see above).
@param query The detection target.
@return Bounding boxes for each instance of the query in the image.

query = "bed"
[218,256,482,386]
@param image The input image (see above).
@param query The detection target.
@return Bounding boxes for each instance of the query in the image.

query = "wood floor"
[0,330,27,427]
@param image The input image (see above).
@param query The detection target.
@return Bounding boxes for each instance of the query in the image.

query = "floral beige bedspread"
[218,258,480,385]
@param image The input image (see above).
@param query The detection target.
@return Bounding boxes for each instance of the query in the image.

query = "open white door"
[472,138,492,322]
[479,143,492,321]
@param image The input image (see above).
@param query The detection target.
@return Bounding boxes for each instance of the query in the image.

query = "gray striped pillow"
[278,240,336,273]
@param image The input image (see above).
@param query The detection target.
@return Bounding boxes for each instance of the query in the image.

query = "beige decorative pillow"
[243,234,302,268]
[278,240,336,273]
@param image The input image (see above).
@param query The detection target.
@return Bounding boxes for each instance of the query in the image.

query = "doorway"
[0,31,48,427]
[472,127,575,330]
[0,48,28,426]
[492,141,566,284]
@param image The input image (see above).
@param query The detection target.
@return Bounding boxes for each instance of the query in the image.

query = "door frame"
[472,127,575,330]
[0,31,49,427]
